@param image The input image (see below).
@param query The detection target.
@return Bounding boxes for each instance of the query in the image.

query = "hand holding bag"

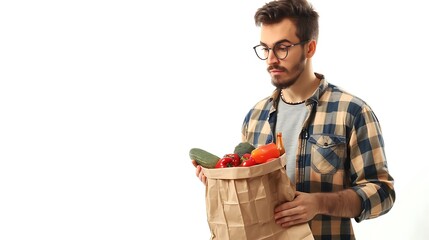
[202,154,314,240]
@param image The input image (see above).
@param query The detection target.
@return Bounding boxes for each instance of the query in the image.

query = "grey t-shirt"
[276,99,308,184]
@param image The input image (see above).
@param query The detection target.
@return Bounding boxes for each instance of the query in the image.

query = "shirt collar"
[269,72,328,110]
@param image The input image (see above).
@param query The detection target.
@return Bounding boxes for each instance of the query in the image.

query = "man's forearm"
[316,189,362,218]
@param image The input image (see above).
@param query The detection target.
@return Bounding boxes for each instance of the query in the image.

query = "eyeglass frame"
[253,39,310,60]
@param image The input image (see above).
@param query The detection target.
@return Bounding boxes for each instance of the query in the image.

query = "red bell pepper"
[224,153,241,167]
[251,143,280,164]
[215,156,233,168]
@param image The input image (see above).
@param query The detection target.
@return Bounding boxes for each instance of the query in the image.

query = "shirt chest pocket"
[308,134,346,174]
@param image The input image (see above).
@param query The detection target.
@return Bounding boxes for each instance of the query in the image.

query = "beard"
[268,52,306,89]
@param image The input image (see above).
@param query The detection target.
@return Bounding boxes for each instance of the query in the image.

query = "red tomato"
[241,153,251,162]
[240,157,257,167]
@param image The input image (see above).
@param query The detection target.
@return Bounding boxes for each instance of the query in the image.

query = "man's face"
[259,19,307,88]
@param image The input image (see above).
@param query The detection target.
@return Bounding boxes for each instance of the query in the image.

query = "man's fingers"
[193,160,207,184]
[196,166,207,184]
[192,159,198,167]
[274,200,296,213]
[276,213,307,227]
[195,165,202,177]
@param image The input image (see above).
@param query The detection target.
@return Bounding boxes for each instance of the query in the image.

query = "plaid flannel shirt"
[241,73,395,240]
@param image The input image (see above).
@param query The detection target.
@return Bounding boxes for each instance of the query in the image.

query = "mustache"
[267,65,287,72]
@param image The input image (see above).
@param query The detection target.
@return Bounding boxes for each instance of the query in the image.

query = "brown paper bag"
[202,154,314,240]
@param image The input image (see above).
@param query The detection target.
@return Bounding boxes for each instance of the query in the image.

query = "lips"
[270,69,283,74]
[269,68,285,75]
[268,66,286,75]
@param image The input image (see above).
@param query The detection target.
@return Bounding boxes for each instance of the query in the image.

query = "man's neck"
[282,69,319,103]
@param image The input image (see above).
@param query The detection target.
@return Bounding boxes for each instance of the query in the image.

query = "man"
[193,0,395,239]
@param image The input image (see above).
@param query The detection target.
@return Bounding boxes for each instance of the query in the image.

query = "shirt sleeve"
[241,110,251,143]
[348,105,396,222]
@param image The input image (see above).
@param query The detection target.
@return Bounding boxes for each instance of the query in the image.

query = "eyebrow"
[260,39,293,47]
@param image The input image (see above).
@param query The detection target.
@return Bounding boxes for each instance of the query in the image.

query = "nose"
[266,49,279,65]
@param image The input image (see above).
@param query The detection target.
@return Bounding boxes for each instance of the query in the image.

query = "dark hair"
[254,0,319,41]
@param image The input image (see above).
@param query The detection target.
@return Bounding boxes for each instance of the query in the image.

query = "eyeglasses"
[253,40,309,60]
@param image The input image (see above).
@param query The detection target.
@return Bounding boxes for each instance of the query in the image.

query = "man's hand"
[273,191,320,228]
[274,189,362,228]
[192,159,207,185]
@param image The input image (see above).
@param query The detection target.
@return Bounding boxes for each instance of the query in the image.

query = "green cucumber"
[189,148,220,168]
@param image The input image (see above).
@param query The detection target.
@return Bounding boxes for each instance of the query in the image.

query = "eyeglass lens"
[254,43,289,60]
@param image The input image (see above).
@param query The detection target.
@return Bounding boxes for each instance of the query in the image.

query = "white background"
[1,0,428,239]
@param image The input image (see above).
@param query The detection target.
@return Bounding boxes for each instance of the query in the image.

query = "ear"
[306,40,317,58]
